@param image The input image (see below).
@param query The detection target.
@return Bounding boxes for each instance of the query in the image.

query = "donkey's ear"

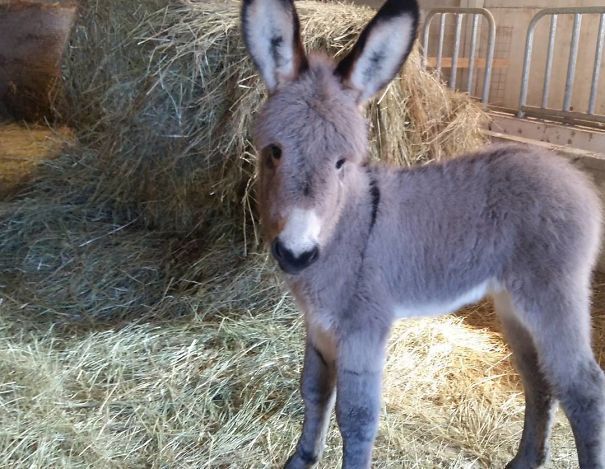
[335,0,419,104]
[241,0,308,93]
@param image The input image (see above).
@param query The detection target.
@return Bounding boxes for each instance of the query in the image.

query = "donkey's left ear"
[241,0,308,93]
[335,0,419,104]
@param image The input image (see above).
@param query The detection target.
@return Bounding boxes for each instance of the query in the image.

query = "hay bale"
[0,206,168,321]
[56,0,488,235]
[1,0,487,321]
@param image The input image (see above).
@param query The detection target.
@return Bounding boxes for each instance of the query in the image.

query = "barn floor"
[0,266,603,467]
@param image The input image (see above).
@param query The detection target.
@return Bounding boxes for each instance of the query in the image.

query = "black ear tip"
[241,0,252,20]
[378,0,420,18]
[242,0,297,13]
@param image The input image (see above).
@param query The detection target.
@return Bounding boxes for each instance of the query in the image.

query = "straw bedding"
[0,0,601,467]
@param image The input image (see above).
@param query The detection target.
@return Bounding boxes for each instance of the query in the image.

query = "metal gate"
[422,8,496,109]
[518,7,605,126]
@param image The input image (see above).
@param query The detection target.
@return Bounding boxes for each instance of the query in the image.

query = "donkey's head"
[242,0,419,274]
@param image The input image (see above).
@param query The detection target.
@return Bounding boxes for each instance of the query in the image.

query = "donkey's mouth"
[271,239,319,275]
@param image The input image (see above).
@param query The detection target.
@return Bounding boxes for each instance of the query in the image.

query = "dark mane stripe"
[368,171,381,232]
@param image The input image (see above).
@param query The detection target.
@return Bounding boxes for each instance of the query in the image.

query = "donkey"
[241,0,605,467]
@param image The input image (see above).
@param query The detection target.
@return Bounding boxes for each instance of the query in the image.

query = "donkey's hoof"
[505,454,547,469]
[284,449,318,469]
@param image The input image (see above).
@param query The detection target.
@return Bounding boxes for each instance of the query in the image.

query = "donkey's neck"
[287,165,375,312]
[324,163,375,258]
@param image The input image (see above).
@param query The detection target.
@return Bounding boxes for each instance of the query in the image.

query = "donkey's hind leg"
[493,291,557,469]
[507,285,605,469]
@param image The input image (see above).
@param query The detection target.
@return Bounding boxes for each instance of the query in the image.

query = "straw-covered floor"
[0,0,602,467]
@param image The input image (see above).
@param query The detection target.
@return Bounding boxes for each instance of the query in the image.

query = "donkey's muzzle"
[271,238,319,274]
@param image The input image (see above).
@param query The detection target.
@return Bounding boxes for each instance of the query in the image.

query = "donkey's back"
[372,144,603,317]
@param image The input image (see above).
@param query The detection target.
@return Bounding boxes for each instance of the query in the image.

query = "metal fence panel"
[518,7,605,126]
[422,8,496,109]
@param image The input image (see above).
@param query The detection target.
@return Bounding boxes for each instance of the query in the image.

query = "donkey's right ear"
[241,0,308,93]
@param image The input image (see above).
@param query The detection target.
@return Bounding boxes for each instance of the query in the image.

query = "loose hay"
[0,0,598,467]
[2,283,602,467]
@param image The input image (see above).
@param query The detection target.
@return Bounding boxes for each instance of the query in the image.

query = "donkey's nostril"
[271,238,284,262]
[271,239,319,274]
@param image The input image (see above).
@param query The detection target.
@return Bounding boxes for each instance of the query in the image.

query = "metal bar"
[450,13,463,90]
[422,8,496,107]
[426,6,605,118]
[522,6,605,16]
[421,12,433,66]
[481,10,496,107]
[588,13,605,114]
[542,14,557,109]
[520,105,605,126]
[563,14,582,112]
[518,13,541,117]
[467,14,479,93]
[436,13,446,76]
[423,6,605,15]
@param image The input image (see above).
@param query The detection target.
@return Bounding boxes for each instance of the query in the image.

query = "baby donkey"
[241,0,605,467]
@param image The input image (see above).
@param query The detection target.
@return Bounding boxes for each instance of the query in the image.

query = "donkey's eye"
[267,144,282,160]
[335,158,346,170]
[262,144,282,169]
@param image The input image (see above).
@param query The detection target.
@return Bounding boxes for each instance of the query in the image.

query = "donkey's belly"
[393,280,496,319]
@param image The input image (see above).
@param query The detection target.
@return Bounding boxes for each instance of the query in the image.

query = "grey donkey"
[241,0,605,467]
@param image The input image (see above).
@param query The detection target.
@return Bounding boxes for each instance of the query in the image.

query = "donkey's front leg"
[336,328,388,469]
[285,339,336,469]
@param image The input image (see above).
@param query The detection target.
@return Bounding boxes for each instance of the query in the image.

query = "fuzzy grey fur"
[241,0,605,467]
